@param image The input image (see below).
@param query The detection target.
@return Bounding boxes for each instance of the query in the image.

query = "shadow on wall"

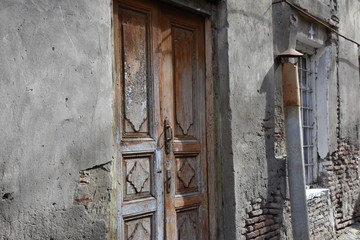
[351,145,360,227]
[241,62,290,239]
[353,195,360,225]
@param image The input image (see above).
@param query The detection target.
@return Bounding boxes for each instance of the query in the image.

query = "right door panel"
[159,4,209,240]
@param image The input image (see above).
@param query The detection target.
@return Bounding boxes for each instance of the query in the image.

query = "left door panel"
[114,1,163,239]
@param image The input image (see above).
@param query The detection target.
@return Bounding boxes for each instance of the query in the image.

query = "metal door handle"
[166,169,171,193]
[164,118,172,155]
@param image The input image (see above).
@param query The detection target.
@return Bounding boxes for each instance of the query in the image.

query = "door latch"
[166,169,171,193]
[164,118,172,155]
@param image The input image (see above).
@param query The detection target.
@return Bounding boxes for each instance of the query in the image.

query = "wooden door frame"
[204,18,217,240]
[111,1,218,239]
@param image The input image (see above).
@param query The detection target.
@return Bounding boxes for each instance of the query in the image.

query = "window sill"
[306,188,329,200]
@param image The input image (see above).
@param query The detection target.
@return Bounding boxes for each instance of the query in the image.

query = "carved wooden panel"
[124,156,152,200]
[117,1,210,239]
[177,209,198,240]
[120,8,150,136]
[173,26,196,137]
[125,216,152,240]
[176,156,198,193]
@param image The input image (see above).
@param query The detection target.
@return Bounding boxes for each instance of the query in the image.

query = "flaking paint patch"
[74,162,112,221]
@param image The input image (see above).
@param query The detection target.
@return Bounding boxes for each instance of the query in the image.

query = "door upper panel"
[121,6,151,137]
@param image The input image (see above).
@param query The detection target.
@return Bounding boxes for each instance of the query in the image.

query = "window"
[298,53,316,185]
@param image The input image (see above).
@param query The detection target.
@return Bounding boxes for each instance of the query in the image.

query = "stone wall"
[319,139,360,232]
[242,192,283,240]
[306,189,336,239]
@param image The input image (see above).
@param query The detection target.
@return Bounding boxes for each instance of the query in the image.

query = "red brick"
[246,217,260,225]
[254,235,265,240]
[268,209,281,215]
[259,226,271,235]
[269,236,279,240]
[264,230,278,239]
[254,222,265,230]
[246,230,260,239]
[265,219,275,226]
[250,209,263,217]
[270,224,280,231]
[247,225,254,232]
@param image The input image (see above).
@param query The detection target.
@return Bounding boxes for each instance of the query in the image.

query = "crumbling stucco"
[74,162,112,222]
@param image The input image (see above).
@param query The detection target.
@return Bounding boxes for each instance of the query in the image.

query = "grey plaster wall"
[327,37,339,154]
[337,0,360,145]
[220,0,288,239]
[294,0,335,23]
[0,0,114,239]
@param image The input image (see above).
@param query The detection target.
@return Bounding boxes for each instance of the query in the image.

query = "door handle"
[166,169,171,193]
[164,118,172,155]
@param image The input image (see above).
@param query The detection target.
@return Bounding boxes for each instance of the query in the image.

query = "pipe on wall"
[282,62,310,240]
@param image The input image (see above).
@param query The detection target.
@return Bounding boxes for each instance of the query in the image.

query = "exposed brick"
[253,204,261,210]
[250,209,263,217]
[259,226,271,235]
[268,202,281,209]
[309,138,360,239]
[246,230,260,239]
[247,225,254,232]
[270,224,279,231]
[264,230,279,239]
[245,217,258,225]
[265,219,275,226]
[254,222,265,230]
[268,209,281,215]
[269,236,279,240]
[254,235,266,240]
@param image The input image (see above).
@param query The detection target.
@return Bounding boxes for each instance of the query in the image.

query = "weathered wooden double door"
[114,0,209,239]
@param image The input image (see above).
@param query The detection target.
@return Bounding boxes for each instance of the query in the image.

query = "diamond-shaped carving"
[127,161,149,193]
[177,160,195,188]
[178,215,196,240]
[128,222,150,240]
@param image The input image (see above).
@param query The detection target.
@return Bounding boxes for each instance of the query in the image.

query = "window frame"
[296,42,318,185]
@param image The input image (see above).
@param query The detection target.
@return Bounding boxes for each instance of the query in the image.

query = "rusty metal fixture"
[278,48,304,58]
[282,62,301,107]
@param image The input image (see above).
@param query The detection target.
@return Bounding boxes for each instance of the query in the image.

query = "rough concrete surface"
[0,0,114,239]
[338,222,360,240]
[224,0,285,239]
[337,0,360,144]
[295,0,334,23]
